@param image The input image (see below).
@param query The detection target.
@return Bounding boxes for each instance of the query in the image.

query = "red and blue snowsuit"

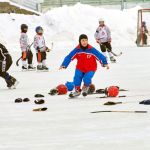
[61,44,108,90]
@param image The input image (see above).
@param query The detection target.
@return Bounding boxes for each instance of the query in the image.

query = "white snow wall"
[0,3,141,51]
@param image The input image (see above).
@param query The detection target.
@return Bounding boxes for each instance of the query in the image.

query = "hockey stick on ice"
[91,110,147,113]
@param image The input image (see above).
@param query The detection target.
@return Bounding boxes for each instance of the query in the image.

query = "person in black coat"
[0,43,18,89]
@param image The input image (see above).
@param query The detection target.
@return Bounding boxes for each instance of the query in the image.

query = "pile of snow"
[0,3,141,51]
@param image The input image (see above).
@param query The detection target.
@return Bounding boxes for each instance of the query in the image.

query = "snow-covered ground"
[0,3,150,150]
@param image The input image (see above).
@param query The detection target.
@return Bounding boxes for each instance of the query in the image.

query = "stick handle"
[134,111,147,113]
[91,110,147,113]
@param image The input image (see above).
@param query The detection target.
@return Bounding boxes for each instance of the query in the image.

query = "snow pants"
[0,54,12,79]
[100,42,112,52]
[36,51,46,63]
[22,50,33,64]
[73,69,95,89]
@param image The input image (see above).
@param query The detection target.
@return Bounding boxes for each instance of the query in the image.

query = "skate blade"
[36,70,49,72]
[22,69,28,72]
[22,69,36,71]
[28,68,36,71]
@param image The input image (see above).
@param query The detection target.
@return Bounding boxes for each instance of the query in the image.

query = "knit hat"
[79,34,88,43]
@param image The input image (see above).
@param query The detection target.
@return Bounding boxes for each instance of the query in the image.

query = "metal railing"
[10,0,40,11]
[10,0,150,12]
[41,0,150,12]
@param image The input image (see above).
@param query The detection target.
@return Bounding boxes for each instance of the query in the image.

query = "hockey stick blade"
[103,100,141,106]
[103,101,123,105]
[33,107,47,111]
[16,56,22,66]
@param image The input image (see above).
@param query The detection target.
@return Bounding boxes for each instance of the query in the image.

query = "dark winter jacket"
[0,43,9,61]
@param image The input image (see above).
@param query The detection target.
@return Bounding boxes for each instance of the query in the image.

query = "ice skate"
[42,65,49,71]
[82,86,90,97]
[6,76,19,89]
[22,65,28,71]
[69,90,81,98]
[28,65,36,71]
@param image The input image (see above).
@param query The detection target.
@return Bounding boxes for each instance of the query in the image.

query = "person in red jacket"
[59,34,109,97]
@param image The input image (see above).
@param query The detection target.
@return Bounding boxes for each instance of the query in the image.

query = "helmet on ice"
[106,86,119,97]
[56,84,68,95]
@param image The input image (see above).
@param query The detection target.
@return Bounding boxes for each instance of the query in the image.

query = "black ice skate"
[37,65,44,71]
[22,65,28,71]
[42,65,49,71]
[6,76,19,89]
[28,65,36,70]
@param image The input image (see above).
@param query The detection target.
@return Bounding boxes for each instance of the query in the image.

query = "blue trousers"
[73,69,95,87]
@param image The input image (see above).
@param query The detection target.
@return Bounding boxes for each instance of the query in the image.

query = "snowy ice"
[0,2,150,150]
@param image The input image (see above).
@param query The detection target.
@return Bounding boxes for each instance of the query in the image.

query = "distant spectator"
[136,21,149,46]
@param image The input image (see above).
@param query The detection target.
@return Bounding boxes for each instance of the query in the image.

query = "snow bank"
[0,3,141,50]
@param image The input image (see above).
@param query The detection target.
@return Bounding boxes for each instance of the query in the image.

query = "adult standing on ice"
[94,18,116,63]
[59,34,109,97]
[0,42,18,89]
[136,21,149,46]
[20,24,35,70]
[34,26,50,71]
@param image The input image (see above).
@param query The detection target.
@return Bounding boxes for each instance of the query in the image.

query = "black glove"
[46,47,50,52]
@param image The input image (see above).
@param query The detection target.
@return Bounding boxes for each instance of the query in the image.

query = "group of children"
[0,24,50,89]
[20,24,50,71]
[1,18,115,95]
